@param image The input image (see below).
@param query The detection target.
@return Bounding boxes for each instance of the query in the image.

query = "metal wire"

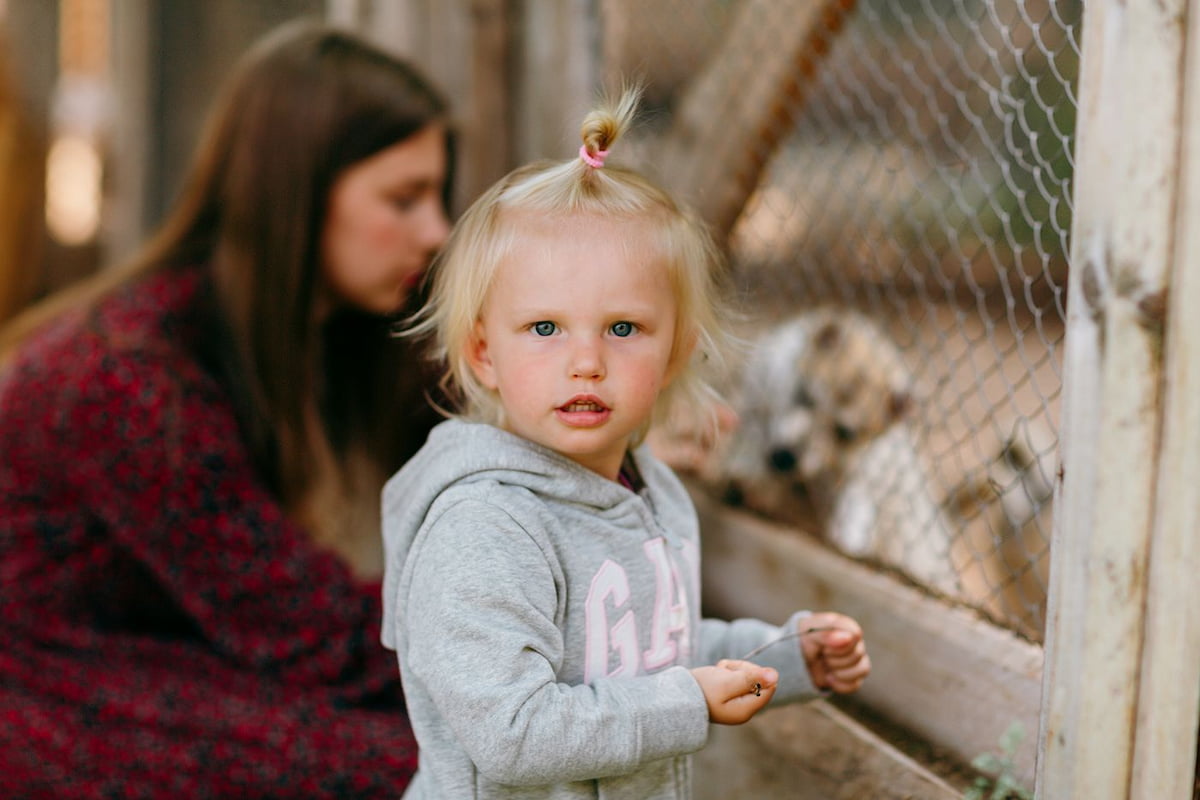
[606,0,1081,643]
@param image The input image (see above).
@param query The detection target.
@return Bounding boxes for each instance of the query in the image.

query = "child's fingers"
[717,659,779,694]
[736,679,777,705]
[795,614,871,694]
[824,652,871,693]
[801,622,863,668]
[825,669,869,693]
[719,673,777,705]
[693,663,778,724]
[821,639,868,670]
[830,651,871,679]
[804,613,863,639]
[716,403,739,432]
[816,628,859,653]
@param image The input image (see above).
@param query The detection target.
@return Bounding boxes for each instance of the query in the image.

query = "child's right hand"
[690,659,778,725]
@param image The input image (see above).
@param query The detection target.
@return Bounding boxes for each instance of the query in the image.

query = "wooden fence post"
[1127,2,1200,794]
[360,0,514,214]
[650,0,855,246]
[1037,0,1200,797]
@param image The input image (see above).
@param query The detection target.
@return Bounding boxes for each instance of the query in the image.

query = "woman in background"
[0,20,452,798]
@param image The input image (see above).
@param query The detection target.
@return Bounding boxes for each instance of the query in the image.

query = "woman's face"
[320,123,450,316]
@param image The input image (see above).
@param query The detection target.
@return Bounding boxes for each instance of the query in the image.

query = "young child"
[381,88,870,799]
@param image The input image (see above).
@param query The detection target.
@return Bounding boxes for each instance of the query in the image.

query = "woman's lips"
[402,269,425,290]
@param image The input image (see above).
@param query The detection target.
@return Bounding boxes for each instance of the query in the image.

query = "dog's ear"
[888,390,912,421]
[814,319,842,351]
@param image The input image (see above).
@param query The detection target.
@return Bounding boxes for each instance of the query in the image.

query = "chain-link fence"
[605,0,1081,642]
[19,0,1081,646]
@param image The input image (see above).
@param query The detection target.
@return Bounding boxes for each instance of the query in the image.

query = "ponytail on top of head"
[577,87,641,171]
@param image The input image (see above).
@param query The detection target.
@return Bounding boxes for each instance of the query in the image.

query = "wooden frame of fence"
[1037,1,1200,797]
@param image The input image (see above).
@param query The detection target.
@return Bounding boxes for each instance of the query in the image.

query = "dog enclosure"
[25,0,1196,796]
[597,1,1074,791]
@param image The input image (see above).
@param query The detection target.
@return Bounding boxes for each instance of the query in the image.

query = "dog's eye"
[794,385,815,408]
[834,423,857,443]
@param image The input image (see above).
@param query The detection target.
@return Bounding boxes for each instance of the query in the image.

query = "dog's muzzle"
[768,448,798,473]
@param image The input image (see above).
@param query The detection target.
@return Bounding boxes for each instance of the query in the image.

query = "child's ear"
[465,321,498,389]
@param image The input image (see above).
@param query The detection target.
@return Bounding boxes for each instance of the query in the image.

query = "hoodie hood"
[380,419,676,649]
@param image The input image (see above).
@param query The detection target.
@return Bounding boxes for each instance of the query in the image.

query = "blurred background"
[0,3,1083,789]
[2,0,626,309]
[1,0,1080,641]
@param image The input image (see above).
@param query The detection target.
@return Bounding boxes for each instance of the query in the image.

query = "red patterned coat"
[0,269,423,798]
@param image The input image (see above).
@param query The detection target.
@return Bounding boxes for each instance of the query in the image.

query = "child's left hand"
[799,612,870,694]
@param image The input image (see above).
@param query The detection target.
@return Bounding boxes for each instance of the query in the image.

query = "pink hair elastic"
[579,145,609,169]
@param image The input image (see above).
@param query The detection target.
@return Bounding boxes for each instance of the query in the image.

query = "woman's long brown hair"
[0,20,453,548]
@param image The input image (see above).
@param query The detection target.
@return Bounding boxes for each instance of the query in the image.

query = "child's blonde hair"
[411,87,732,444]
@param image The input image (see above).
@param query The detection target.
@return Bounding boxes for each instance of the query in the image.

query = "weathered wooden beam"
[1037,0,1199,798]
[508,0,596,165]
[106,0,151,263]
[0,26,47,322]
[652,0,855,245]
[366,0,514,214]
[694,698,962,800]
[1127,1,1200,796]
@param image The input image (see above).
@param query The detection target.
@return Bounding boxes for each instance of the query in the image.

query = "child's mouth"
[557,396,611,426]
[561,401,606,412]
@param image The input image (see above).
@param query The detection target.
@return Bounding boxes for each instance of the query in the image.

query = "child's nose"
[569,339,605,379]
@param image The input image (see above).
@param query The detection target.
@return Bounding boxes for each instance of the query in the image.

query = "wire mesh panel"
[607,0,1081,642]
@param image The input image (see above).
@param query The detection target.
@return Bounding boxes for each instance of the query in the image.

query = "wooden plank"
[509,0,596,164]
[690,486,1042,787]
[106,0,151,262]
[694,699,962,800]
[461,0,510,208]
[0,27,46,321]
[361,1,424,58]
[1128,1,1200,795]
[1037,1,1188,797]
[653,0,855,244]
[364,0,506,213]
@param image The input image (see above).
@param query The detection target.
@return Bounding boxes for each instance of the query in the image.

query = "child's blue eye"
[610,321,635,337]
[533,321,557,336]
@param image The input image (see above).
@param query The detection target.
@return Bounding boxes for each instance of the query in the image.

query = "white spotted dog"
[713,308,963,597]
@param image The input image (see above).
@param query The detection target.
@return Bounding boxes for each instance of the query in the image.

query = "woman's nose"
[420,200,451,252]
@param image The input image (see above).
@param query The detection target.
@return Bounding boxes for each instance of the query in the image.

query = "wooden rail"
[1038,1,1200,797]
[691,485,1043,787]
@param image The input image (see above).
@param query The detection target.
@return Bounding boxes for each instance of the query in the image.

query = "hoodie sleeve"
[697,612,822,704]
[401,497,710,786]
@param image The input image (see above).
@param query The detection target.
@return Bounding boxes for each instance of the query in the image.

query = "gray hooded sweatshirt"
[381,420,818,799]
